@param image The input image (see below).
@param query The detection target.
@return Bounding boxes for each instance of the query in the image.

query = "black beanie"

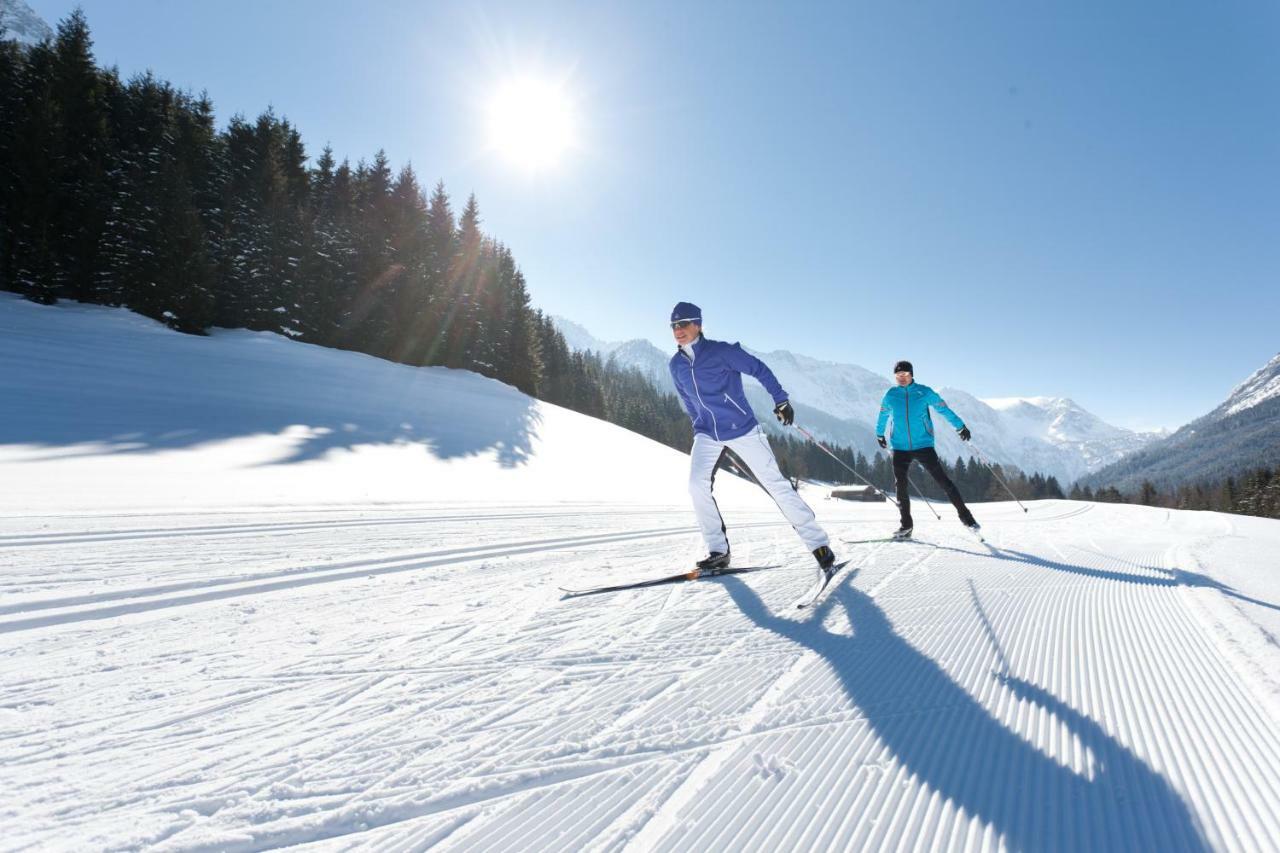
[893,360,913,375]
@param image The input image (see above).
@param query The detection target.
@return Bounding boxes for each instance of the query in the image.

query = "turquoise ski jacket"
[876,382,966,451]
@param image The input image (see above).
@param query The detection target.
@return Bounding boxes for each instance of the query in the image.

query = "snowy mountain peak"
[1217,352,1280,419]
[0,0,52,46]
[979,395,1133,443]
[549,314,608,355]
[983,396,1062,411]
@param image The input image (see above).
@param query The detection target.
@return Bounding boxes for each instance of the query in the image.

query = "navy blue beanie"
[670,302,702,324]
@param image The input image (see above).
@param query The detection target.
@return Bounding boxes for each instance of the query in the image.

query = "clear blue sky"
[28,0,1280,430]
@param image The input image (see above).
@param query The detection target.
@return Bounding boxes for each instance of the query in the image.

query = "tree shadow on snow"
[722,572,1209,851]
[3,362,541,468]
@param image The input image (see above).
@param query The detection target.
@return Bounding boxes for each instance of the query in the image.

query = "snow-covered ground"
[4,296,1280,851]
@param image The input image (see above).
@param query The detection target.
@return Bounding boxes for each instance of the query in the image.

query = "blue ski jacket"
[669,336,788,441]
[876,382,966,451]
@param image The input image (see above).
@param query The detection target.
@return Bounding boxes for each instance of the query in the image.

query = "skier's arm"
[875,391,891,437]
[723,343,787,405]
[926,387,966,431]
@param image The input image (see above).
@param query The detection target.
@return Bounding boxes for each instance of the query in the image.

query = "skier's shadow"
[944,543,1280,613]
[721,573,1209,851]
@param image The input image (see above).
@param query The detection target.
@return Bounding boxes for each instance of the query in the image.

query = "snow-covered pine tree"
[49,10,110,303]
[419,180,457,366]
[6,37,58,303]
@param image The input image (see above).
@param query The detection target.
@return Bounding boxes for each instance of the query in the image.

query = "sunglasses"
[670,319,699,330]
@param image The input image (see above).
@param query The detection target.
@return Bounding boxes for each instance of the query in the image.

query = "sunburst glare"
[485,76,578,172]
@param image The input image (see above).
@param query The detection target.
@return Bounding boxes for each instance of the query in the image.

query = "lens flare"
[486,76,577,172]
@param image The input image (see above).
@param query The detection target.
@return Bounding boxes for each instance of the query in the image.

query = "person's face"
[895,370,913,386]
[672,320,701,346]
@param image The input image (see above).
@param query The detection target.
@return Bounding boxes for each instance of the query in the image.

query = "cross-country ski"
[560,564,779,597]
[794,559,854,609]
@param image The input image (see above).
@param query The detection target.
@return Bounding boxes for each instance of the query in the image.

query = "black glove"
[958,426,971,442]
[877,435,887,449]
[773,400,794,426]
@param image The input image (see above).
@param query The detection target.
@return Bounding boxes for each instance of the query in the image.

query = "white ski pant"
[689,426,829,554]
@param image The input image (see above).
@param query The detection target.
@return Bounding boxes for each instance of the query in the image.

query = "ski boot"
[892,526,913,541]
[813,545,836,570]
[696,551,730,572]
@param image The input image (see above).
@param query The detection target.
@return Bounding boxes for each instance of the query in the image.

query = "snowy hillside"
[0,295,766,514]
[5,296,1280,850]
[550,316,1161,483]
[0,0,51,46]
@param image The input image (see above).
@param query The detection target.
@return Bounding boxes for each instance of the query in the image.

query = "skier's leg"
[892,451,914,529]
[688,432,730,554]
[726,428,829,551]
[918,447,977,525]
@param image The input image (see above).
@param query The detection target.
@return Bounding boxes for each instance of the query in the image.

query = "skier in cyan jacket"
[667,302,835,571]
[876,360,980,540]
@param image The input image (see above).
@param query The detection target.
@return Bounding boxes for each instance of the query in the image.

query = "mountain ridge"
[0,0,52,46]
[1084,351,1280,492]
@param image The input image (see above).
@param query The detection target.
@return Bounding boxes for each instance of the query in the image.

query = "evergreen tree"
[490,247,541,394]
[386,163,430,364]
[445,193,483,369]
[6,39,59,302]
[0,35,27,289]
[48,9,111,302]
[99,74,214,331]
[419,180,456,365]
[308,151,360,346]
[1220,477,1238,513]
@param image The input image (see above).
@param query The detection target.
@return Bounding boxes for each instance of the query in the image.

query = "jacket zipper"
[724,393,749,417]
[904,387,914,449]
[683,349,719,440]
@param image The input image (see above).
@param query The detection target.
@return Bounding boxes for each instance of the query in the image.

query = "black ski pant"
[892,446,976,528]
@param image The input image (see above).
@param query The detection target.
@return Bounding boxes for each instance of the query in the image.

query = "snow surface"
[4,295,1280,850]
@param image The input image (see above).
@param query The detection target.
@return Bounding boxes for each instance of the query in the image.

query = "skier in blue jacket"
[667,302,835,571]
[875,360,980,540]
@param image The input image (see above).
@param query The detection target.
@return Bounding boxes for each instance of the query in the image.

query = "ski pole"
[910,475,942,519]
[967,442,1029,513]
[792,425,899,508]
[898,455,943,521]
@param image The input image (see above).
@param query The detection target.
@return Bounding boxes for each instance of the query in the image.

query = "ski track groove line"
[0,525,710,618]
[0,508,680,548]
[1,525,801,632]
[0,515,793,620]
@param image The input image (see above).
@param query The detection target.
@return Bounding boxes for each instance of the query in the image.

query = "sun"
[485,76,578,172]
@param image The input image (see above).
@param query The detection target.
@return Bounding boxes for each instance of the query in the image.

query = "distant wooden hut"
[829,485,885,502]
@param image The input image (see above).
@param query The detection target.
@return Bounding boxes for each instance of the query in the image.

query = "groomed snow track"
[3,500,1279,851]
